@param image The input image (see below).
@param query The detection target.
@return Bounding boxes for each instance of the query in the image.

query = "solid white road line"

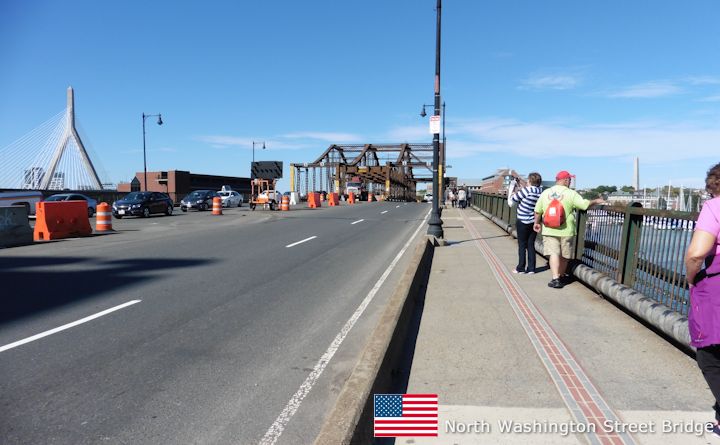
[0,300,142,353]
[351,219,364,225]
[285,236,317,248]
[259,209,431,445]
[381,210,388,214]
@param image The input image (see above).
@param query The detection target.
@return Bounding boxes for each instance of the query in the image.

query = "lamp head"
[420,106,427,118]
[262,142,266,150]
[157,115,163,126]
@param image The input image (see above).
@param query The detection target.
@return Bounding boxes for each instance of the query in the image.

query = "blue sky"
[1,0,718,191]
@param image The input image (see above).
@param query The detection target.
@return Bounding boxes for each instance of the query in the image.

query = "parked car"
[217,190,243,208]
[180,190,220,212]
[112,192,174,218]
[423,193,433,203]
[45,193,98,217]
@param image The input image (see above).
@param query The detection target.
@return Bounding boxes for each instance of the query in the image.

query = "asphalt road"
[0,201,430,444]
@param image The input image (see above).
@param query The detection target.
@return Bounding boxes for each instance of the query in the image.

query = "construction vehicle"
[249,178,280,210]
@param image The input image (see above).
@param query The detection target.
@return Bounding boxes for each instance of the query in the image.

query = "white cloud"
[607,81,682,98]
[446,118,720,162]
[699,94,720,102]
[384,125,428,141]
[519,75,580,91]
[685,75,720,85]
[281,132,362,142]
[196,135,318,151]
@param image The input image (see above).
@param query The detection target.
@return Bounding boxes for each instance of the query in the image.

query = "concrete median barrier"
[314,237,434,445]
[0,206,33,248]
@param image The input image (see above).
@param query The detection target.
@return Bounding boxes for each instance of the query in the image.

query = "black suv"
[112,192,174,218]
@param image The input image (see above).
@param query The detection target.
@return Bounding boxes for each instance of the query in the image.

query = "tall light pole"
[142,112,163,191]
[252,141,266,163]
[427,0,444,238]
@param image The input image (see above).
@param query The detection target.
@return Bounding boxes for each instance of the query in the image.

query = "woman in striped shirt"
[508,172,543,274]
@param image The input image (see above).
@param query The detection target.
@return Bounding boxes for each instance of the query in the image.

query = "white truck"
[0,191,43,216]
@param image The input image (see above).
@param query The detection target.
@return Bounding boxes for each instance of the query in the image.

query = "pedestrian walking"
[449,189,456,208]
[457,187,467,209]
[533,171,604,288]
[684,162,720,437]
[508,172,543,273]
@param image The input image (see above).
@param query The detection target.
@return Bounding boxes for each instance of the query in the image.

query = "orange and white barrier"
[281,195,290,211]
[368,193,374,202]
[34,201,92,241]
[328,193,339,207]
[212,197,223,215]
[348,192,355,204]
[95,202,113,232]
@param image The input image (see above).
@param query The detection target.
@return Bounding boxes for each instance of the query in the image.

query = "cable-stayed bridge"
[0,87,105,191]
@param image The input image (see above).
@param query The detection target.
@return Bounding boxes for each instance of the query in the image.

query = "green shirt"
[534,185,591,237]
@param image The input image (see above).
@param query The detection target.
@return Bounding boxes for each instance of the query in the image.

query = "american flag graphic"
[373,393,438,437]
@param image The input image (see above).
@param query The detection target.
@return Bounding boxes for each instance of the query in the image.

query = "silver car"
[45,193,98,217]
[217,190,243,208]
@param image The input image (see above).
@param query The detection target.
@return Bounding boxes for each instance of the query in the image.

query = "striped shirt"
[509,185,543,224]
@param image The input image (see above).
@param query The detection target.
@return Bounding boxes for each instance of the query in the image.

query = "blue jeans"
[515,220,537,272]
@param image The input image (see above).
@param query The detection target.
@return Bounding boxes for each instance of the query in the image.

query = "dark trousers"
[697,345,720,421]
[515,220,537,273]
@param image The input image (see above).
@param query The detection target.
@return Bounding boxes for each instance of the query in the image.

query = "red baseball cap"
[556,170,573,180]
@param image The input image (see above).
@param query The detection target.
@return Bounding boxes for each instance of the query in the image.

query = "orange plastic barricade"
[281,195,290,211]
[95,202,113,232]
[308,192,322,208]
[368,193,374,202]
[348,192,355,204]
[212,197,223,215]
[34,201,92,241]
[328,193,339,207]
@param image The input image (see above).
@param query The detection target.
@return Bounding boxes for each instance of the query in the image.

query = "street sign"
[429,115,441,134]
[251,161,283,179]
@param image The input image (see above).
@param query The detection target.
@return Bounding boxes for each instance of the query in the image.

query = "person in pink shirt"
[685,162,720,437]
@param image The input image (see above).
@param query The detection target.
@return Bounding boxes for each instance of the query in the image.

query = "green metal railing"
[471,192,699,315]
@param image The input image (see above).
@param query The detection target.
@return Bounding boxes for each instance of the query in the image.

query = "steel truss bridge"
[0,87,105,191]
[290,143,444,201]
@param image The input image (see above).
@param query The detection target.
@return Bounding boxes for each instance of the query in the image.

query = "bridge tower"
[39,87,102,190]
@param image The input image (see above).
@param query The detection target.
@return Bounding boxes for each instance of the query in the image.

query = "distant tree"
[594,185,617,194]
[620,185,635,193]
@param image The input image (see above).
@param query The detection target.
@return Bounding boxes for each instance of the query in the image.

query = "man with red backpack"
[533,171,605,288]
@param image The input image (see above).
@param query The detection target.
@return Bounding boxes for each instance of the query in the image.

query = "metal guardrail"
[471,192,698,316]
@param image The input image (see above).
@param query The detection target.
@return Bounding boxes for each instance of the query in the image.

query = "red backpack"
[543,197,566,228]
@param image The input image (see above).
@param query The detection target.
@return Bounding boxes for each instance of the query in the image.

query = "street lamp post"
[427,0,444,238]
[252,141,266,163]
[421,101,446,207]
[142,112,163,191]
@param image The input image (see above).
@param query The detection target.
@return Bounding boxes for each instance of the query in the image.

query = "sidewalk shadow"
[446,234,510,245]
[0,256,214,325]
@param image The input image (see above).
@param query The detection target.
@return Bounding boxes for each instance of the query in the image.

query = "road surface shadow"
[0,256,214,325]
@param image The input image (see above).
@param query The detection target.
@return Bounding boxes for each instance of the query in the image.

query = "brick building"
[118,170,251,204]
[478,168,526,195]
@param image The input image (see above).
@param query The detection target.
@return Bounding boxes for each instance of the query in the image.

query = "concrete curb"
[313,237,435,445]
[471,204,693,351]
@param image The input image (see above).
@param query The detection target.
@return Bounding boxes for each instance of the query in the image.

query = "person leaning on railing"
[684,162,720,438]
[533,171,605,289]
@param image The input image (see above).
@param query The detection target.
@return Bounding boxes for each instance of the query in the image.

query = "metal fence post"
[575,210,588,261]
[617,207,643,286]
